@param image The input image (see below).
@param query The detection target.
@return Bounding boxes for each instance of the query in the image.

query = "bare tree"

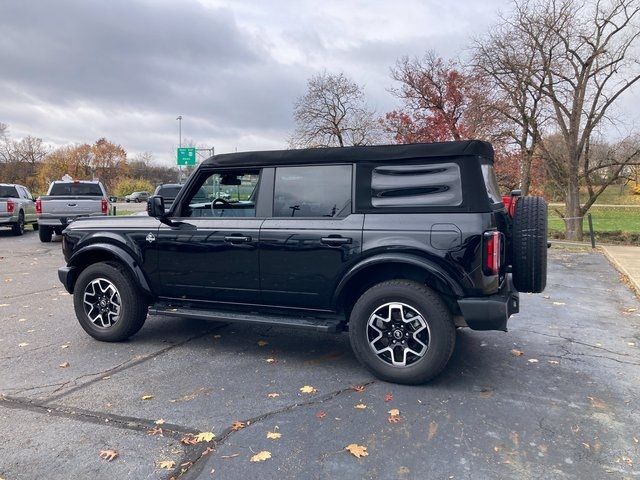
[502,0,640,240]
[472,20,548,195]
[0,122,7,139]
[290,72,380,148]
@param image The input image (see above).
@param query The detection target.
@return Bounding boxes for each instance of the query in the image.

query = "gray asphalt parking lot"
[1,229,639,479]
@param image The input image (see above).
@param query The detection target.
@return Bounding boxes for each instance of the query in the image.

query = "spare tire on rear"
[512,196,547,293]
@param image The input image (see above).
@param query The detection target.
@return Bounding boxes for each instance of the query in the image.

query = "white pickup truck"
[0,183,38,235]
[37,180,109,242]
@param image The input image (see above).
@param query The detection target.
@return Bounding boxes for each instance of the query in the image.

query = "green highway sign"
[177,147,196,166]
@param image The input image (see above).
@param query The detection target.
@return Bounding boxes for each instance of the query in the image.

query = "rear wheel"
[12,212,25,236]
[349,280,455,385]
[73,262,148,342]
[512,196,547,293]
[38,225,52,242]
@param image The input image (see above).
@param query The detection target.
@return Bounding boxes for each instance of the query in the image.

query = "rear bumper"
[0,216,16,225]
[38,217,67,227]
[58,266,77,293]
[457,275,519,332]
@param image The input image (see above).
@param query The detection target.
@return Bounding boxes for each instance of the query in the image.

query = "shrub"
[113,178,154,198]
[631,182,640,195]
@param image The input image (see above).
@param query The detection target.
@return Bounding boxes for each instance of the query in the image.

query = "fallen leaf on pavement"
[510,349,524,356]
[388,409,401,423]
[300,385,317,394]
[141,394,154,400]
[18,342,28,347]
[181,434,198,445]
[158,460,175,470]
[428,421,438,441]
[265,358,276,363]
[266,431,281,439]
[315,410,326,419]
[345,444,368,458]
[267,392,280,398]
[231,421,245,431]
[384,393,393,402]
[147,426,163,436]
[195,431,216,442]
[155,419,165,425]
[351,385,365,393]
[552,301,565,306]
[250,451,271,462]
[587,396,608,410]
[213,334,222,339]
[355,403,367,409]
[479,388,493,398]
[99,449,118,461]
[59,362,70,368]
[527,358,539,363]
[221,453,239,459]
[548,360,559,365]
[257,340,268,347]
[61,344,69,349]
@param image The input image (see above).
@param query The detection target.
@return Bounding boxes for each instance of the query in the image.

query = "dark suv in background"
[58,141,547,384]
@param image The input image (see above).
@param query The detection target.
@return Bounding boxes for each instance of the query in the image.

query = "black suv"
[58,141,547,384]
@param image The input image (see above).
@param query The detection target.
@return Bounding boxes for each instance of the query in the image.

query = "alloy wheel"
[83,278,121,328]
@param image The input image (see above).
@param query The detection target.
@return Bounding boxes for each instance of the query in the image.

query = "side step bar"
[149,305,344,333]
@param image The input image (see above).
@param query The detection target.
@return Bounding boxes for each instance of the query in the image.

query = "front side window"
[274,165,352,218]
[181,170,260,218]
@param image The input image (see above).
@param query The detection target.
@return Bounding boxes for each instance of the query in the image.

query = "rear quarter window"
[370,162,462,207]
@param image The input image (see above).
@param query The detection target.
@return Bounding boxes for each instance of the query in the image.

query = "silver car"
[0,183,38,235]
[125,191,150,203]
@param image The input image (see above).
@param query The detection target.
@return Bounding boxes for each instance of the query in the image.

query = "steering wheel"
[211,197,232,216]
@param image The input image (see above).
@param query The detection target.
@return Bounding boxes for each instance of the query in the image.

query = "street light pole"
[176,115,182,182]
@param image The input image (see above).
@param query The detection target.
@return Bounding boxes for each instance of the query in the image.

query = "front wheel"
[38,225,52,242]
[349,280,456,385]
[73,262,148,342]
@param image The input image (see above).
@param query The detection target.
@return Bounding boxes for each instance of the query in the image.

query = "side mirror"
[148,195,165,217]
[109,196,117,203]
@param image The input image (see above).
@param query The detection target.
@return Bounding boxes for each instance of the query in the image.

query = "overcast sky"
[1,0,638,166]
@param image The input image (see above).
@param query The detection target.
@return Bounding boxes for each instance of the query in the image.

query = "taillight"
[35,199,42,215]
[484,231,502,276]
[6,199,14,214]
[101,198,108,214]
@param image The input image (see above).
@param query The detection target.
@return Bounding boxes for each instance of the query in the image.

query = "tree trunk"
[520,151,533,196]
[565,165,583,241]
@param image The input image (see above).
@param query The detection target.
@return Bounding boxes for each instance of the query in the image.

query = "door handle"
[320,236,352,246]
[224,235,252,243]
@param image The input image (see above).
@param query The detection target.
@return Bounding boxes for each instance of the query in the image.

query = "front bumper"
[58,266,77,293]
[457,275,519,331]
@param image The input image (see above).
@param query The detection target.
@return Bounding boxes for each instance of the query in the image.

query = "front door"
[259,164,363,310]
[155,168,264,304]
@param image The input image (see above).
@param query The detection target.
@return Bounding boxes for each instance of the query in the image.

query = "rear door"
[259,164,363,310]
[18,186,36,222]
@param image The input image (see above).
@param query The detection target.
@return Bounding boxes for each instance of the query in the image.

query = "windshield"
[157,186,182,198]
[49,183,103,196]
[0,186,19,198]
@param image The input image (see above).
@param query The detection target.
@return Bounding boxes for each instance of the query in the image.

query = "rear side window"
[49,183,103,196]
[274,165,352,217]
[481,164,503,204]
[371,162,462,207]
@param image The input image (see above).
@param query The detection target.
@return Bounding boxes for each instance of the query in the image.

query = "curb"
[601,246,640,297]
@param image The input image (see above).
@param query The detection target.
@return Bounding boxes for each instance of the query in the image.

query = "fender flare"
[332,253,465,308]
[68,243,153,296]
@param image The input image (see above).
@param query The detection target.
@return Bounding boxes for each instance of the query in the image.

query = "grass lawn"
[549,205,640,233]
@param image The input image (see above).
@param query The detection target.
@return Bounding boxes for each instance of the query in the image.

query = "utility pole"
[176,115,182,182]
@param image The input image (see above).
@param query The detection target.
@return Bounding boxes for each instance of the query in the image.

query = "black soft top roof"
[202,140,493,168]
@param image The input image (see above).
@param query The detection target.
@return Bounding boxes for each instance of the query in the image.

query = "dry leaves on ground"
[315,410,326,419]
[265,358,276,364]
[158,460,175,470]
[155,419,165,425]
[250,451,271,462]
[388,409,401,423]
[59,362,70,368]
[18,342,28,347]
[231,421,245,431]
[354,403,367,409]
[384,393,393,402]
[345,444,368,458]
[147,426,163,436]
[180,434,198,445]
[510,349,524,357]
[99,449,119,461]
[267,392,280,398]
[587,396,608,410]
[300,385,317,394]
[351,385,365,393]
[527,358,539,364]
[141,394,154,400]
[195,431,216,442]
[257,340,268,347]
[266,431,281,439]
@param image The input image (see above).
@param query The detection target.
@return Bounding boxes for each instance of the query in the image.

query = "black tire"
[512,196,547,293]
[12,211,25,236]
[54,227,63,236]
[125,199,130,203]
[349,280,456,385]
[38,225,52,242]
[32,222,39,231]
[73,262,148,342]
[135,198,140,203]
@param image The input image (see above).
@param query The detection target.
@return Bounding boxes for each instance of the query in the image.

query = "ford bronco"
[58,141,547,384]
